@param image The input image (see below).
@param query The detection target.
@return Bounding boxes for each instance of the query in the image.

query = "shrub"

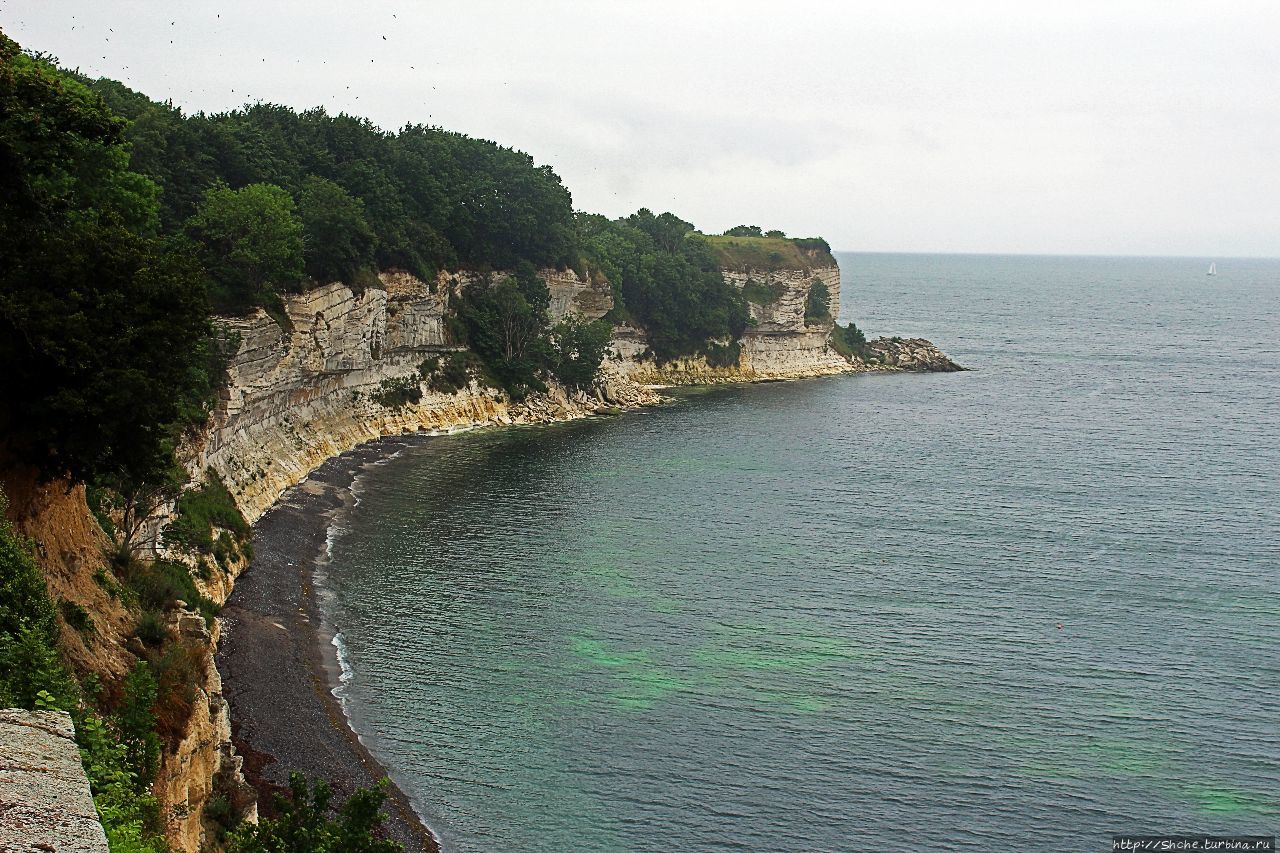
[703,340,742,368]
[164,470,249,555]
[0,494,77,709]
[93,567,126,601]
[134,609,168,647]
[804,279,832,325]
[122,559,219,625]
[150,641,205,742]
[213,530,240,570]
[421,352,473,395]
[372,375,423,408]
[205,793,237,840]
[77,713,167,851]
[228,773,401,852]
[830,321,869,360]
[117,661,162,783]
[60,600,95,634]
[740,278,785,306]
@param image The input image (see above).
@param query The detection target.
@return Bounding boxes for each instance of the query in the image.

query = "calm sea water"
[321,254,1280,852]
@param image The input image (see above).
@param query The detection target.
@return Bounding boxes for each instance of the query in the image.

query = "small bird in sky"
[382,36,387,40]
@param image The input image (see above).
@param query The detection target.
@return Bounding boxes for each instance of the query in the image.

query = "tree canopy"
[579,210,748,361]
[186,182,305,315]
[0,35,219,486]
[82,82,579,285]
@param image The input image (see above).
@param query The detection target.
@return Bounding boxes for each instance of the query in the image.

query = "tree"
[227,773,400,853]
[298,176,376,285]
[453,274,552,398]
[579,211,748,362]
[0,491,77,710]
[186,182,304,314]
[723,225,763,237]
[551,316,612,388]
[804,279,831,325]
[1,34,221,489]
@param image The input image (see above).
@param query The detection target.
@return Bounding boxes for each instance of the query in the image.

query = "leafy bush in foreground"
[228,773,401,852]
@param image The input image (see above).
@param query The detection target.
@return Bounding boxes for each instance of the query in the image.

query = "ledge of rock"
[864,337,966,372]
[0,709,108,852]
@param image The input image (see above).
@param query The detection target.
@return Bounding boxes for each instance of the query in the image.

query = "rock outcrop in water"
[862,337,966,373]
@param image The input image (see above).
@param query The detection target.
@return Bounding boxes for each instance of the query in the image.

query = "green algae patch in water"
[315,255,1280,852]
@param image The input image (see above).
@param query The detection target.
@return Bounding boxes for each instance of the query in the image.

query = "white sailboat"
[1207,262,1217,276]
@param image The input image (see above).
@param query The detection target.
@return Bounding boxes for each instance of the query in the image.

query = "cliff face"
[616,264,852,384]
[185,268,633,525]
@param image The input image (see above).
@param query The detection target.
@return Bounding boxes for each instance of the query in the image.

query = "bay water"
[320,253,1279,851]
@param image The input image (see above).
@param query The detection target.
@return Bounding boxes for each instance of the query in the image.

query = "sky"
[3,1,1278,256]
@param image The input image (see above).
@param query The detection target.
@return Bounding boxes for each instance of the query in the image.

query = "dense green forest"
[2,29,801,489]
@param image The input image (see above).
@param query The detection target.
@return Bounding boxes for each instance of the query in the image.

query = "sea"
[317,253,1280,852]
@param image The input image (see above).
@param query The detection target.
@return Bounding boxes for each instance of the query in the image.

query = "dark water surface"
[321,254,1280,851]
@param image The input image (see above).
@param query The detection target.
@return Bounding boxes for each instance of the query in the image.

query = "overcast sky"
[4,1,1277,256]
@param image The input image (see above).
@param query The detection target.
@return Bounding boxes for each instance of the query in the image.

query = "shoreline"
[212,350,964,851]
[216,434,443,852]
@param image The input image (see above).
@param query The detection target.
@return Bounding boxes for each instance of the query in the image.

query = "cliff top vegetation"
[0,29,813,494]
[701,234,836,272]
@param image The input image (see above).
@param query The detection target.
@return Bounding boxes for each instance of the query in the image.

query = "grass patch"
[702,235,835,271]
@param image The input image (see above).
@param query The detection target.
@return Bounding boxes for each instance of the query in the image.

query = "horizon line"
[830,250,1280,260]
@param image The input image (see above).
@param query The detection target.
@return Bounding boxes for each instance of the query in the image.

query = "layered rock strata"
[0,710,109,852]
